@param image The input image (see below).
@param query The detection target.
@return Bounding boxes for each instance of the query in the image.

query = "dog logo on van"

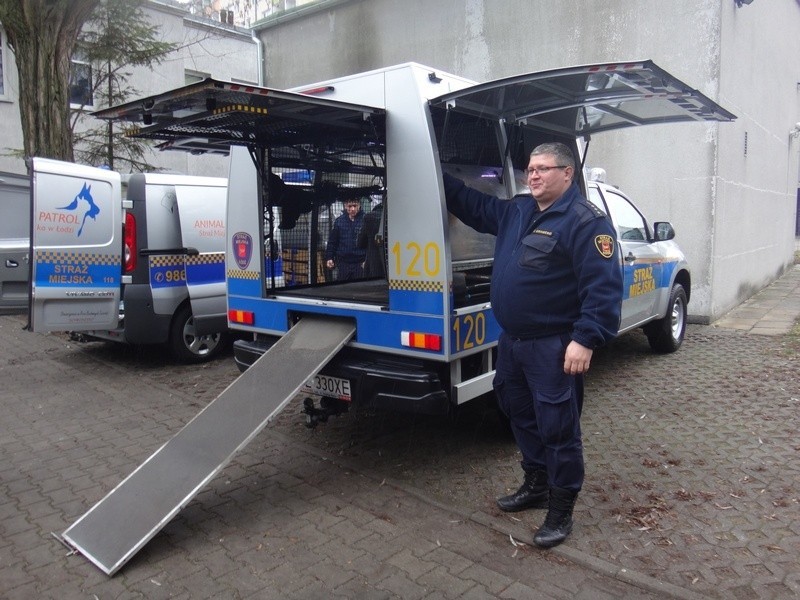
[58,183,100,237]
[233,231,253,269]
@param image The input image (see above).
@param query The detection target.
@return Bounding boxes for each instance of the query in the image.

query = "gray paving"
[713,264,800,335]
[1,263,799,599]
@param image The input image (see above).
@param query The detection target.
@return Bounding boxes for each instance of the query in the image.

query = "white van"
[0,171,31,314]
[29,159,229,362]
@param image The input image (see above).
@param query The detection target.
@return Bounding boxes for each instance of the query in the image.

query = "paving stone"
[1,264,799,599]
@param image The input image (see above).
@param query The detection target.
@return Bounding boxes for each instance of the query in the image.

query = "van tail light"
[401,331,442,351]
[228,309,255,325]
[123,212,137,273]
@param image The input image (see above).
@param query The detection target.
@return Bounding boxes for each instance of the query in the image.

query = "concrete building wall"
[713,1,800,315]
[0,1,260,178]
[255,0,800,322]
[0,25,24,175]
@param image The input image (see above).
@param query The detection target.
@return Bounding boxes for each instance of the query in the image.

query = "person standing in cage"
[325,198,366,280]
[442,142,622,548]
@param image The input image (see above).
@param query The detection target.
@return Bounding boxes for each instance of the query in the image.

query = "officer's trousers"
[493,332,584,492]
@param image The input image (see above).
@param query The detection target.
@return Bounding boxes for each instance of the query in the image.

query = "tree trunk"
[0,0,100,165]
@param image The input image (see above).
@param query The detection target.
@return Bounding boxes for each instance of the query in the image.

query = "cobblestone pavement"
[1,277,798,598]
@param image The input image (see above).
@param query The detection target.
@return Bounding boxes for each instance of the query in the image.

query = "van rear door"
[30,158,122,332]
[173,180,228,333]
[429,60,735,138]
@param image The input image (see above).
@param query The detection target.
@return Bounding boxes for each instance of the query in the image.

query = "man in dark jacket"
[443,142,622,548]
[325,198,365,280]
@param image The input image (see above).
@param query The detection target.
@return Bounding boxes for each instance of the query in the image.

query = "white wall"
[255,0,800,321]
[713,0,800,315]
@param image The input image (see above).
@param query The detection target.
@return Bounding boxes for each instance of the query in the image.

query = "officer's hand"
[326,259,335,269]
[564,341,593,375]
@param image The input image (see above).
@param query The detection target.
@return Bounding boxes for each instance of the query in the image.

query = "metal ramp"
[62,315,355,575]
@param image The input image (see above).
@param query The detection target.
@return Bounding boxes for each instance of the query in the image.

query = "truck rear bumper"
[233,337,450,416]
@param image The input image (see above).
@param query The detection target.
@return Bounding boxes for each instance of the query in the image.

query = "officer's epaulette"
[575,198,607,222]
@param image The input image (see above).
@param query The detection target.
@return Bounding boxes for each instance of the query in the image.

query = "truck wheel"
[168,304,226,363]
[644,283,687,354]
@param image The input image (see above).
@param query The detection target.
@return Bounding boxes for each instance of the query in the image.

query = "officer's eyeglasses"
[524,165,568,176]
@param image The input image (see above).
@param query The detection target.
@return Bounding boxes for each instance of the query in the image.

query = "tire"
[168,304,227,363]
[644,283,687,354]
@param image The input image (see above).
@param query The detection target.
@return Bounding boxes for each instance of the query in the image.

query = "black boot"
[496,469,548,512]
[533,487,578,548]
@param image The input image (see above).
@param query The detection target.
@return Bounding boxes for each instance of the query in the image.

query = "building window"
[69,52,94,108]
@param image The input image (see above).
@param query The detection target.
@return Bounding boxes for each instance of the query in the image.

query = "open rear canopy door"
[92,78,385,156]
[429,60,735,137]
[30,158,122,332]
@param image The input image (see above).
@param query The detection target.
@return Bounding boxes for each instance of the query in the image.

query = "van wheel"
[168,304,226,363]
[644,283,687,354]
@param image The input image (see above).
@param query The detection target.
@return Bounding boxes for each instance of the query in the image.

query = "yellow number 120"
[391,241,440,277]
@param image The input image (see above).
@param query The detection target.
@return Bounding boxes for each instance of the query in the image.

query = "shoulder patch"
[594,234,614,258]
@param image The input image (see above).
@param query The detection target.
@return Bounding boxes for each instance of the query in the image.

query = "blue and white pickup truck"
[51,60,730,416]
[586,173,690,353]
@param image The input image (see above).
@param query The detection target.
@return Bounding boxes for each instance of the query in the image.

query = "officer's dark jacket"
[443,173,622,349]
[325,211,366,265]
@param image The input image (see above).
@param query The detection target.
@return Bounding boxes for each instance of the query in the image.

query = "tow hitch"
[303,396,349,428]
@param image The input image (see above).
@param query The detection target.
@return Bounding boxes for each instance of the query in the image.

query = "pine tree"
[71,0,176,172]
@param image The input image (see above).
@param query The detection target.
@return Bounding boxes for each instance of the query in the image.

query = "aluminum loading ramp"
[62,315,356,575]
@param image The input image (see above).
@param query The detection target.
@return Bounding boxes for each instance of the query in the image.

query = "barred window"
[69,51,93,108]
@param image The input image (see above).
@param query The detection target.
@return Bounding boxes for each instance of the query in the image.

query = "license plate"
[303,374,352,401]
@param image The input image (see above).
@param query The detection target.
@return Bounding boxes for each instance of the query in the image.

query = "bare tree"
[0,0,100,165]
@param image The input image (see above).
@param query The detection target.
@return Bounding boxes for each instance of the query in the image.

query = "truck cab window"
[602,189,649,241]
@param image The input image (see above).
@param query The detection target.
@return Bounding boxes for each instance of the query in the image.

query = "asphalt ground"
[2,265,799,599]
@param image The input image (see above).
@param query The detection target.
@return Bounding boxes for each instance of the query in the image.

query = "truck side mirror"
[653,222,675,241]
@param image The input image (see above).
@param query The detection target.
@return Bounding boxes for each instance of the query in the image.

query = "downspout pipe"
[251,29,265,86]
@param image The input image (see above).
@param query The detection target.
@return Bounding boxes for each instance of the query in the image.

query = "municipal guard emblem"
[233,232,253,269]
[594,234,614,258]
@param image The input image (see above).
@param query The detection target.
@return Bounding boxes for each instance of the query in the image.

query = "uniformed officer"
[443,142,622,547]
